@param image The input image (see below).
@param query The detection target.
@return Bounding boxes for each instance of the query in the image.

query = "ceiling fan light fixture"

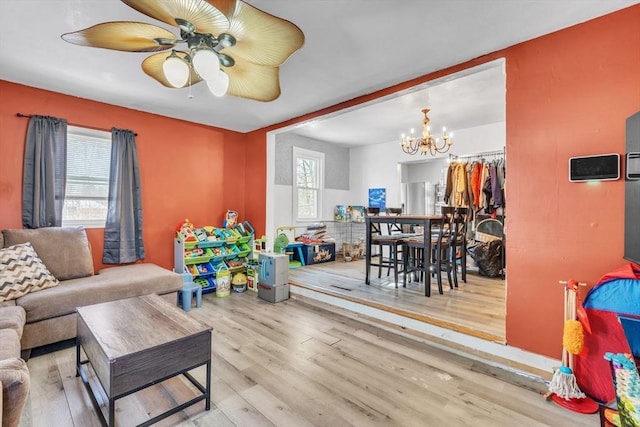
[206,70,229,97]
[61,0,305,101]
[192,48,221,81]
[162,51,190,88]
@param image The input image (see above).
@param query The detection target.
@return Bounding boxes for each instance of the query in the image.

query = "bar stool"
[441,206,470,287]
[178,273,202,311]
[403,216,447,296]
[369,207,406,287]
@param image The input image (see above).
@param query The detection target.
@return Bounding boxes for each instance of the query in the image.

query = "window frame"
[292,147,324,222]
[61,125,112,229]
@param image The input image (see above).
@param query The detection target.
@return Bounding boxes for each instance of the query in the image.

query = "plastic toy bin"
[184,247,214,264]
[237,242,251,258]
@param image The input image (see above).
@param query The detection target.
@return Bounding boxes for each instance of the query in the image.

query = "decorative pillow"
[0,242,59,302]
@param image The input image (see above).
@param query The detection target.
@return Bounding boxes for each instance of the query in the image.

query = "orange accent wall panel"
[503,6,640,357]
[0,81,246,272]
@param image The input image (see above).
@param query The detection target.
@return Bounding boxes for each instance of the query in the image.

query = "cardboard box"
[304,242,336,265]
[258,282,290,303]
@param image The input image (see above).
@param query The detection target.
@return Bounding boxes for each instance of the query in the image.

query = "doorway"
[266,59,506,342]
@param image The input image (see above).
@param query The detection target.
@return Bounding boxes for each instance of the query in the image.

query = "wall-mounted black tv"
[568,153,620,182]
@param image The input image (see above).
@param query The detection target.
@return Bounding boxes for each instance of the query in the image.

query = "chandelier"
[400,108,453,155]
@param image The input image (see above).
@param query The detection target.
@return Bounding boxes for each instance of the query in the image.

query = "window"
[293,147,324,221]
[61,126,112,228]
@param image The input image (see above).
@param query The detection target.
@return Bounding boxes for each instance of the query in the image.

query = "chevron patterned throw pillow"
[0,242,59,302]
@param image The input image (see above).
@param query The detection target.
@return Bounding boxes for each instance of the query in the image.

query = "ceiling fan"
[61,0,305,101]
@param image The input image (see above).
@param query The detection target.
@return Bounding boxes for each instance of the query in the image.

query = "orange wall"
[503,6,640,357]
[0,82,247,271]
[1,5,638,359]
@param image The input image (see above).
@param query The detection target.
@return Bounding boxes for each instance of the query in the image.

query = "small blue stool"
[178,274,202,312]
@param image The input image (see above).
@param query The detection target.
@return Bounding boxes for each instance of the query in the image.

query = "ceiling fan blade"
[61,22,176,52]
[122,0,229,34]
[223,1,304,66]
[205,0,238,20]
[225,56,281,101]
[142,52,202,88]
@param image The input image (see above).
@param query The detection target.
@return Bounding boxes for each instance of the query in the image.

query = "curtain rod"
[16,113,138,136]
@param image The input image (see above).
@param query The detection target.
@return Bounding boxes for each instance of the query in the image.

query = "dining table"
[365,214,442,296]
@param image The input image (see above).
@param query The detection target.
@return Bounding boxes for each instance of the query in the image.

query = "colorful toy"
[246,263,258,292]
[224,210,238,229]
[193,228,208,242]
[231,272,247,293]
[604,352,640,427]
[194,278,210,288]
[176,219,196,241]
[227,258,244,268]
[212,247,224,257]
[185,248,204,258]
[196,263,211,274]
[575,263,640,403]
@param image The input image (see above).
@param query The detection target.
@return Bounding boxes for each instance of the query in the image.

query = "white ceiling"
[286,60,507,147]
[1,0,637,144]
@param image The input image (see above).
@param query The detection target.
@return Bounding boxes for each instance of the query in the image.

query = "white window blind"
[62,126,112,228]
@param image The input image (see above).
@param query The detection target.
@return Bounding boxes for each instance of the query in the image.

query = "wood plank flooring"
[19,293,598,427]
[288,259,506,342]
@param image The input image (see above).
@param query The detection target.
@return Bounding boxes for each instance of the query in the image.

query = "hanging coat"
[444,164,455,204]
[490,164,503,207]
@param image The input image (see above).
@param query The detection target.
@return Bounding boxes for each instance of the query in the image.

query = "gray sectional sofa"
[0,226,183,427]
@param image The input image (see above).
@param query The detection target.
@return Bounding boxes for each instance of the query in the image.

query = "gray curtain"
[22,115,68,228]
[103,128,145,264]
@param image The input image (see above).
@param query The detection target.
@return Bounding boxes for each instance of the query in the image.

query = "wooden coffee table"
[76,294,212,427]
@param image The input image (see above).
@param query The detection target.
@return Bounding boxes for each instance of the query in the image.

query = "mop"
[547,280,598,413]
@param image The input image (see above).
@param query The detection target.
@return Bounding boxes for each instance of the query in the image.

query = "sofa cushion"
[0,306,26,338]
[0,357,30,427]
[16,263,182,323]
[0,243,59,302]
[0,329,21,360]
[2,227,94,281]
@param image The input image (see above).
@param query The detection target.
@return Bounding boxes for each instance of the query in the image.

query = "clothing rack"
[16,113,138,136]
[449,149,504,163]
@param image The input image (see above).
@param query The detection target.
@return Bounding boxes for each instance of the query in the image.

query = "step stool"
[177,273,202,311]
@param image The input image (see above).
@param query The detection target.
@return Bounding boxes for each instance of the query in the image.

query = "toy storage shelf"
[174,236,252,294]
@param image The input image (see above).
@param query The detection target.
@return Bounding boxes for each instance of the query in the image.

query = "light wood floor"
[19,293,598,427]
[289,259,506,342]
